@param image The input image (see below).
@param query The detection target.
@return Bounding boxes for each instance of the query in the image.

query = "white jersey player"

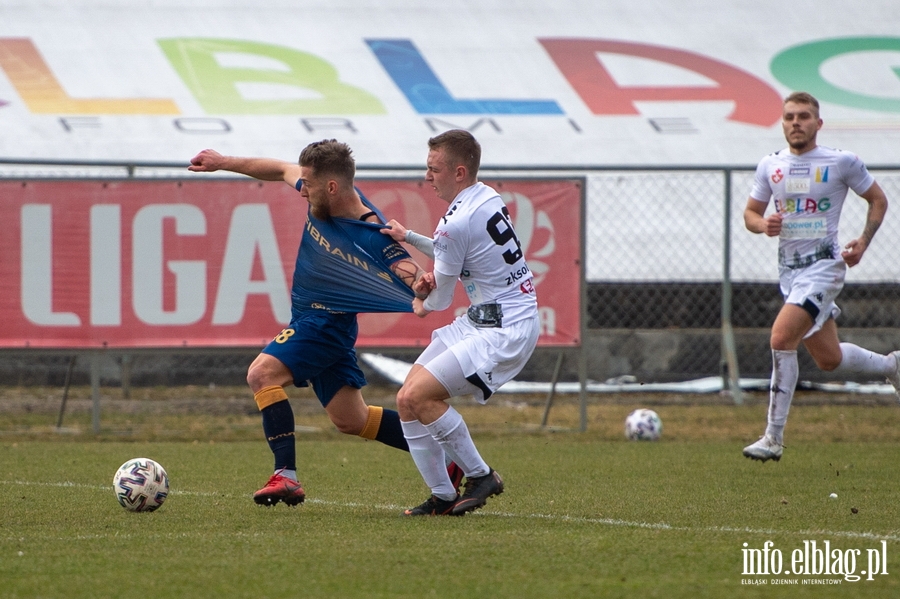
[382,129,539,516]
[742,92,900,463]
[751,145,874,276]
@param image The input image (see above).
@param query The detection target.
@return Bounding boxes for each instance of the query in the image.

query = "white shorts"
[779,258,845,339]
[416,314,540,403]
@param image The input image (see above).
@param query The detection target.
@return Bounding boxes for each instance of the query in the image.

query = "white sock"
[401,419,456,500]
[276,468,297,482]
[765,349,798,444]
[834,343,895,376]
[766,424,785,444]
[424,406,489,478]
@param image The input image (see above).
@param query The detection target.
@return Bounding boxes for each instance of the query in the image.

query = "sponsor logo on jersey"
[785,177,810,194]
[520,279,535,294]
[771,168,783,183]
[815,166,829,183]
[774,197,831,214]
[506,264,531,286]
[433,230,452,255]
[789,166,810,176]
[306,220,372,271]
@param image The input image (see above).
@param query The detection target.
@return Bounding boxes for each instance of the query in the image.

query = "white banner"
[1,0,899,166]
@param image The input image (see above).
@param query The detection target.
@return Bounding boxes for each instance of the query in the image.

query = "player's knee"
[246,365,264,390]
[396,384,418,414]
[769,333,795,352]
[246,355,292,392]
[246,362,280,392]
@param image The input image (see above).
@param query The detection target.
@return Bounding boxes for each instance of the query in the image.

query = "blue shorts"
[261,310,367,406]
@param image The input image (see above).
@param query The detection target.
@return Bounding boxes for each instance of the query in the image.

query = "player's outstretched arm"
[188,149,301,187]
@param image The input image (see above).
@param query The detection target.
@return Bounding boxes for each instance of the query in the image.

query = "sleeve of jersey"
[293,217,415,314]
[431,219,466,278]
[748,158,772,202]
[422,271,458,312]
[841,152,875,195]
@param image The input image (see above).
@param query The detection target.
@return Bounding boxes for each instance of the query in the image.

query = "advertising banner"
[1,1,898,166]
[0,178,581,349]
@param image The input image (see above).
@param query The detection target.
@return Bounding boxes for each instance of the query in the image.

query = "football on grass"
[113,458,169,512]
[624,409,663,441]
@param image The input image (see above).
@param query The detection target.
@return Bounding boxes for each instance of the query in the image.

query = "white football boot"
[742,435,783,462]
[886,350,900,401]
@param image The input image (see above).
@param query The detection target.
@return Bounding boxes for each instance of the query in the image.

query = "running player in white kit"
[742,92,900,462]
[382,129,539,515]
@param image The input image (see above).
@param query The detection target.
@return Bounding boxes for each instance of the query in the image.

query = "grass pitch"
[1,387,899,598]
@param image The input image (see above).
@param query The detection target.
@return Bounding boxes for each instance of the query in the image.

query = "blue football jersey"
[289,184,415,318]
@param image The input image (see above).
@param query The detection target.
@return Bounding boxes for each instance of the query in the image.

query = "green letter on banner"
[158,38,385,114]
[771,37,900,113]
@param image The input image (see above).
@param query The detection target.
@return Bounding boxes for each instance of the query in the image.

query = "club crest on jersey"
[771,168,783,184]
[520,279,535,294]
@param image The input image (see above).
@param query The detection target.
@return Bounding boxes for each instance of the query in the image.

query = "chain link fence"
[585,168,900,381]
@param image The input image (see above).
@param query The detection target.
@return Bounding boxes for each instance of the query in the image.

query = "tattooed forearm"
[390,259,424,288]
[861,216,882,245]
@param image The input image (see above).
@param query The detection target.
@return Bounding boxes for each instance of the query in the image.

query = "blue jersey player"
[189,140,462,506]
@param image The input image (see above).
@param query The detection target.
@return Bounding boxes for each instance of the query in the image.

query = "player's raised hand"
[188,149,225,172]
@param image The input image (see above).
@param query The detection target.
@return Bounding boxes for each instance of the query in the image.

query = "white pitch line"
[3,479,900,543]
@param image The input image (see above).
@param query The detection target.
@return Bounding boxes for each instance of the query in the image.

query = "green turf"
[2,433,898,598]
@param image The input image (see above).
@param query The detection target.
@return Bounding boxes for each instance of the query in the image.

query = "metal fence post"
[721,169,743,404]
[579,177,588,431]
[91,353,101,433]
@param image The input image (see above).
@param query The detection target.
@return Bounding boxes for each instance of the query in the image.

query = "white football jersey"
[749,145,875,270]
[431,182,537,324]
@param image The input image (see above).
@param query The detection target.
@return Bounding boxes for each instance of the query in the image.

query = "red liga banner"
[0,178,581,349]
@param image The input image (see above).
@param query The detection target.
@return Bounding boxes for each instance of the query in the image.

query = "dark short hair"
[783,92,820,118]
[428,129,481,178]
[298,139,355,184]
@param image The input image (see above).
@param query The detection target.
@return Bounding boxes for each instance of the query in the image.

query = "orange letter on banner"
[0,38,179,114]
[539,38,780,127]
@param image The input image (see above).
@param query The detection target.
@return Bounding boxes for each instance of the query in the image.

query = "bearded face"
[299,166,331,219]
[781,101,822,154]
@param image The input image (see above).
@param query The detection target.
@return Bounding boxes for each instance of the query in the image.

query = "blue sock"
[261,400,296,471]
[376,408,409,452]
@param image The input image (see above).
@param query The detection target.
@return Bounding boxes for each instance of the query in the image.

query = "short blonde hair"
[784,92,820,118]
[298,139,355,185]
[428,129,481,178]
